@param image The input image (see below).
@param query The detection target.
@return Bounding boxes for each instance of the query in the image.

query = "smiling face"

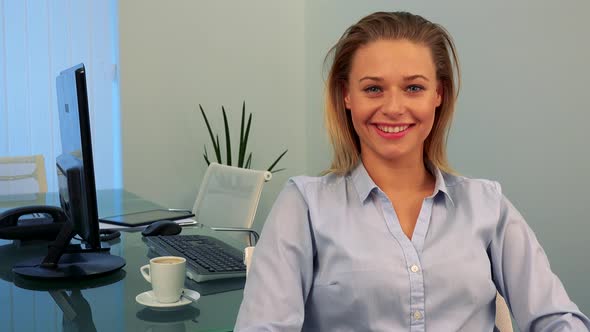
[344,39,442,167]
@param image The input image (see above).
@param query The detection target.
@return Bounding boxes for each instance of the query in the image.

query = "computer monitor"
[55,63,100,249]
[12,63,125,279]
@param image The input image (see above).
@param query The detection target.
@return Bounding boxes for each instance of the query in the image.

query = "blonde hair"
[324,11,460,175]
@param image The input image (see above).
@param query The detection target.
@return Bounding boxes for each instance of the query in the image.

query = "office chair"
[496,292,514,332]
[192,162,271,246]
[0,155,48,195]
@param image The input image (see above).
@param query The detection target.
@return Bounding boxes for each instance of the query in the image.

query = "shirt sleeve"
[489,182,590,331]
[234,180,314,332]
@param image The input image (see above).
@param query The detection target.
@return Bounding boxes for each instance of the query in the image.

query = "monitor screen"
[55,63,100,249]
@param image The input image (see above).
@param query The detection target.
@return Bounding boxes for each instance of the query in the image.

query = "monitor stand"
[12,222,125,279]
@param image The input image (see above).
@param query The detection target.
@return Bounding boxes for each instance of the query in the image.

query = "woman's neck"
[361,153,434,195]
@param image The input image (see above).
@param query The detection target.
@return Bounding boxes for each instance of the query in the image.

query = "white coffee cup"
[140,256,186,303]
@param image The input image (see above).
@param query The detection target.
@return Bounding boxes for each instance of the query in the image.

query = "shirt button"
[413,311,423,320]
[410,264,420,273]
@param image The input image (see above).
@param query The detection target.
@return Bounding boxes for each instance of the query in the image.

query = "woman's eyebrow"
[359,76,383,83]
[403,74,430,82]
[358,74,430,83]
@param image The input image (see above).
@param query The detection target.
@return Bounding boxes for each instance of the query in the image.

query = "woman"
[235,11,590,331]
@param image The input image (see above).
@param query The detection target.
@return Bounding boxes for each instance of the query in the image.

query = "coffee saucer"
[135,289,200,311]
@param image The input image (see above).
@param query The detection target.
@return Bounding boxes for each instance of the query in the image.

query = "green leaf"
[238,101,246,167]
[267,149,288,172]
[204,145,211,165]
[241,113,252,166]
[199,105,221,163]
[222,106,232,166]
[245,153,252,169]
[215,135,222,163]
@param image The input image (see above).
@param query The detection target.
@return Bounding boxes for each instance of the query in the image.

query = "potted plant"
[199,102,287,173]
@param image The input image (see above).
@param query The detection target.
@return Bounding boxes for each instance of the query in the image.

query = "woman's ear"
[435,82,443,107]
[343,83,351,109]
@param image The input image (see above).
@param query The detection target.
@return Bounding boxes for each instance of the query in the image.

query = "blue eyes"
[406,85,424,93]
[363,85,424,95]
[364,86,382,94]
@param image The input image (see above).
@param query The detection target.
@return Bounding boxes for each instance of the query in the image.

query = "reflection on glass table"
[13,270,126,332]
[53,289,97,332]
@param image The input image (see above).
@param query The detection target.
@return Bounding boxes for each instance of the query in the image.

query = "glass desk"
[0,189,166,218]
[0,191,244,332]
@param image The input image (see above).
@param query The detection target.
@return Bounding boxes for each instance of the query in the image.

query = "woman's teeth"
[377,125,410,133]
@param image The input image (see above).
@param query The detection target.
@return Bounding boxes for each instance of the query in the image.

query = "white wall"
[119,0,306,231]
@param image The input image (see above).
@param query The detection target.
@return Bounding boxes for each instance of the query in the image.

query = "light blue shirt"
[235,163,590,331]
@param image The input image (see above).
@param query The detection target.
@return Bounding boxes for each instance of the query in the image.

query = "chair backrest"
[0,155,47,195]
[495,292,513,332]
[192,163,271,230]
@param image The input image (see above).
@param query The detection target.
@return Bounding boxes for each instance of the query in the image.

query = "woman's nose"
[381,91,404,116]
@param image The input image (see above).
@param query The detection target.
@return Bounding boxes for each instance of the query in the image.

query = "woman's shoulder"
[281,172,348,201]
[441,171,504,199]
[288,172,345,190]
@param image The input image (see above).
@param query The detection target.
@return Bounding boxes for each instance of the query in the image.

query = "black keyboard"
[145,235,246,282]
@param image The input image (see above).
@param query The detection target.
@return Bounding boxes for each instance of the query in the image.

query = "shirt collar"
[350,162,378,203]
[425,161,454,206]
[350,161,454,205]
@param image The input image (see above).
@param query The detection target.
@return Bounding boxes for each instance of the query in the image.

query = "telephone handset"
[0,205,66,240]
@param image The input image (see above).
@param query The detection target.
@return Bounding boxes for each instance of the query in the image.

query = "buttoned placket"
[376,190,435,332]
